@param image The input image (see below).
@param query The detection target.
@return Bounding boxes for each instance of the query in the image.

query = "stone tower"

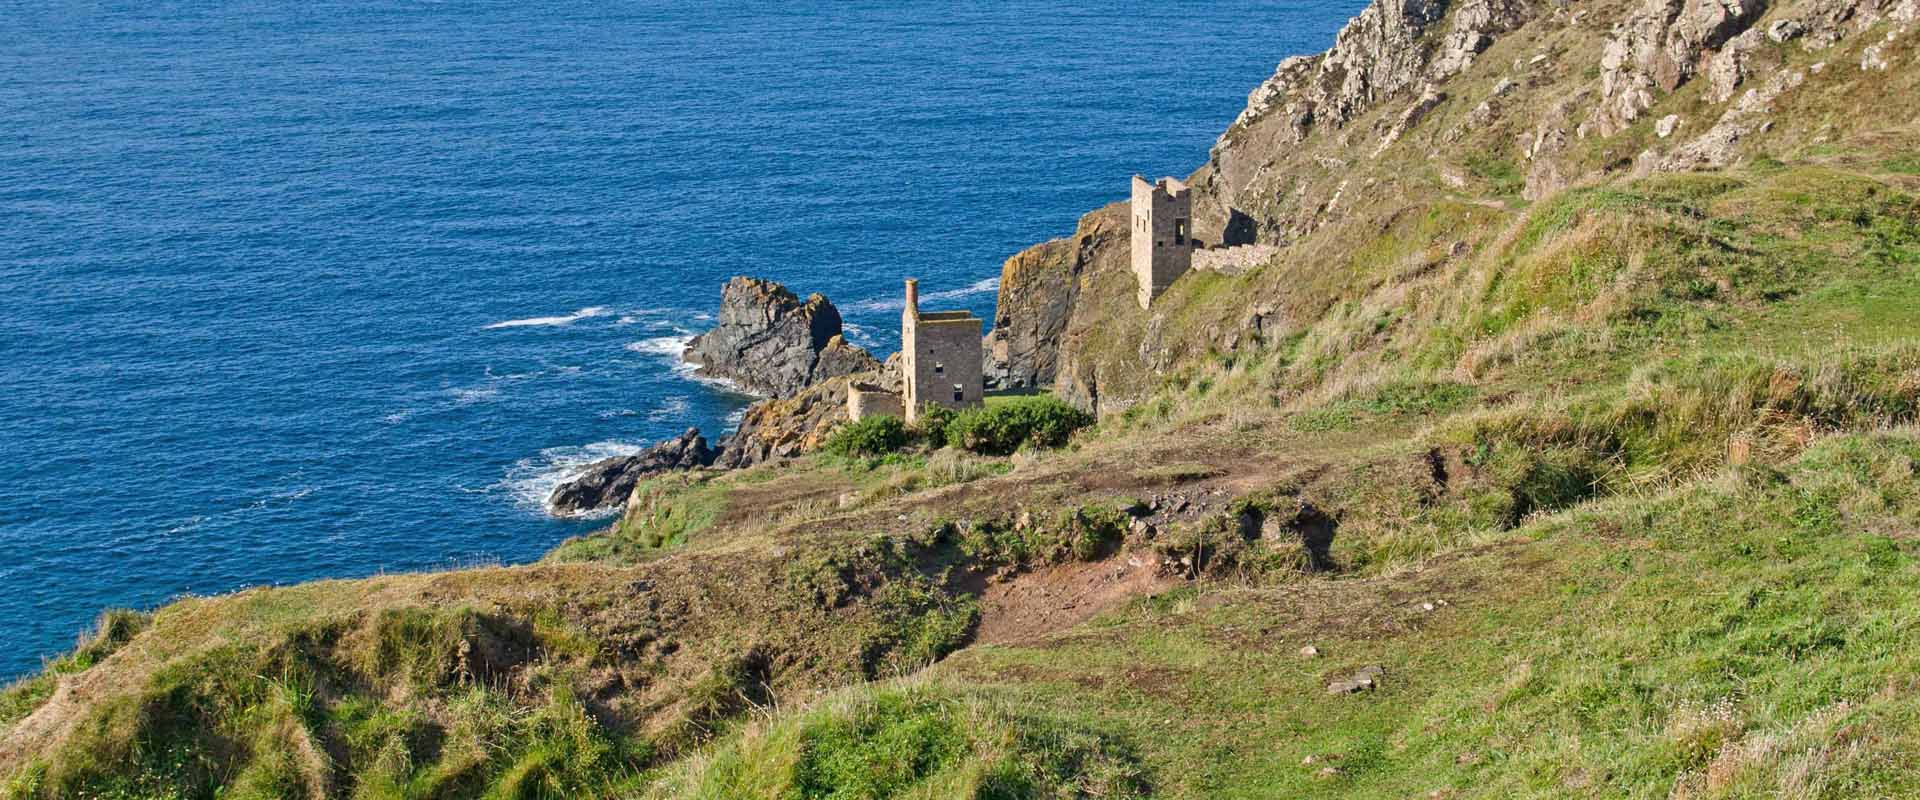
[1131,175,1193,309]
[900,279,984,423]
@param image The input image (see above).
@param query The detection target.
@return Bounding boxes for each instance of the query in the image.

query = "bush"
[823,415,910,458]
[913,404,957,446]
[945,396,1093,455]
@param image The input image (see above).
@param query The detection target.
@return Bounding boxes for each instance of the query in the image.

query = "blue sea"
[0,1,1357,680]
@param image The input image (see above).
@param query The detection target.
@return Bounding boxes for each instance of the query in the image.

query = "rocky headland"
[10,0,1920,796]
[681,275,879,398]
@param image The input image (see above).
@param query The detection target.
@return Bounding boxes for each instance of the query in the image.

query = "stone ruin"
[846,279,984,423]
[1132,175,1279,306]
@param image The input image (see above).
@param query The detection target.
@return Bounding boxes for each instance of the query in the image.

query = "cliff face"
[994,0,1920,413]
[982,224,1104,391]
[683,276,880,399]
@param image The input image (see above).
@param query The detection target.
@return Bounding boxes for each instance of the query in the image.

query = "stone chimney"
[904,278,920,319]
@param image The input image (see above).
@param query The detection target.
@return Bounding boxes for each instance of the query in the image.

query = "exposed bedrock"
[716,373,877,468]
[547,428,717,516]
[983,237,1078,391]
[682,276,880,399]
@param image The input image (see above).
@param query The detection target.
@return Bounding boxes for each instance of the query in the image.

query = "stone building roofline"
[916,310,978,323]
[1132,174,1189,197]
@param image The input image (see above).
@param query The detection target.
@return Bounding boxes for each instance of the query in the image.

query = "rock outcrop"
[683,277,880,398]
[717,373,876,468]
[1213,0,1533,197]
[984,237,1080,390]
[1589,0,1770,137]
[547,428,716,516]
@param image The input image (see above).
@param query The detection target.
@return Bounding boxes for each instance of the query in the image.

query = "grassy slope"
[5,3,1920,798]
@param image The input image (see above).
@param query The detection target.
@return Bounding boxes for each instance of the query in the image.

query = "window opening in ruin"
[1174,218,1188,245]
[952,385,964,402]
[934,362,944,376]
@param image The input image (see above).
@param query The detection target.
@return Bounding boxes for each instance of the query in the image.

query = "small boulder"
[1655,114,1680,138]
[1326,665,1386,695]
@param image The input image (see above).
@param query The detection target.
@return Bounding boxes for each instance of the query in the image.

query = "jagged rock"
[1524,95,1581,200]
[1655,113,1681,137]
[1705,28,1766,102]
[1214,0,1533,191]
[547,429,716,516]
[716,371,888,468]
[1375,86,1448,155]
[814,334,879,383]
[1861,42,1893,70]
[1590,0,1768,136]
[1661,68,1805,171]
[1767,18,1806,41]
[984,235,1085,391]
[683,277,879,399]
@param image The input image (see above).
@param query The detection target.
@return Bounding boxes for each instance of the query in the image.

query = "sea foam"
[483,306,610,329]
[499,440,647,517]
[624,334,694,358]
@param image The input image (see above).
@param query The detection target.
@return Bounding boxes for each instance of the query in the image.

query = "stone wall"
[847,385,905,421]
[903,312,984,421]
[1192,243,1280,276]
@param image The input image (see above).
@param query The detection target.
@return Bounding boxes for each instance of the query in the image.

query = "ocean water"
[0,1,1358,680]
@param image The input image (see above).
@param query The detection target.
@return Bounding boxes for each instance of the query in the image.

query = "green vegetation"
[945,396,1093,455]
[824,415,912,459]
[9,8,1920,797]
[0,610,148,730]
[648,682,1146,799]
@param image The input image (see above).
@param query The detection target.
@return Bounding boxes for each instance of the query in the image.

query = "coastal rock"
[1215,0,1531,173]
[717,374,874,468]
[984,236,1081,390]
[547,428,716,516]
[1327,665,1387,695]
[683,277,880,398]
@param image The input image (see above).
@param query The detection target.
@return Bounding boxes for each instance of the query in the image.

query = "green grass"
[764,431,1920,798]
[8,18,1920,797]
[648,682,1147,800]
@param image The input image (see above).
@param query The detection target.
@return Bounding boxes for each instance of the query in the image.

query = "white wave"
[625,334,695,358]
[843,323,879,349]
[498,440,648,517]
[648,396,692,422]
[849,277,999,312]
[598,408,639,419]
[616,307,676,325]
[724,407,748,432]
[679,365,756,396]
[449,386,500,405]
[482,306,610,329]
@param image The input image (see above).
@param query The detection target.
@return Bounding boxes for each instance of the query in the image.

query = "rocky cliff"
[683,276,880,398]
[10,1,1920,795]
[992,0,1919,413]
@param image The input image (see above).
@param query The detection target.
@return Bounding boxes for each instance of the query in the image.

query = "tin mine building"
[899,279,982,423]
[1131,175,1193,309]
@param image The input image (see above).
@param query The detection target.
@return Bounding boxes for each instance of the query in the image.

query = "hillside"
[6,0,1920,797]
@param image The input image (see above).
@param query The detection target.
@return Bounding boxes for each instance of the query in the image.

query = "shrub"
[912,404,957,447]
[945,396,1093,455]
[823,415,911,458]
